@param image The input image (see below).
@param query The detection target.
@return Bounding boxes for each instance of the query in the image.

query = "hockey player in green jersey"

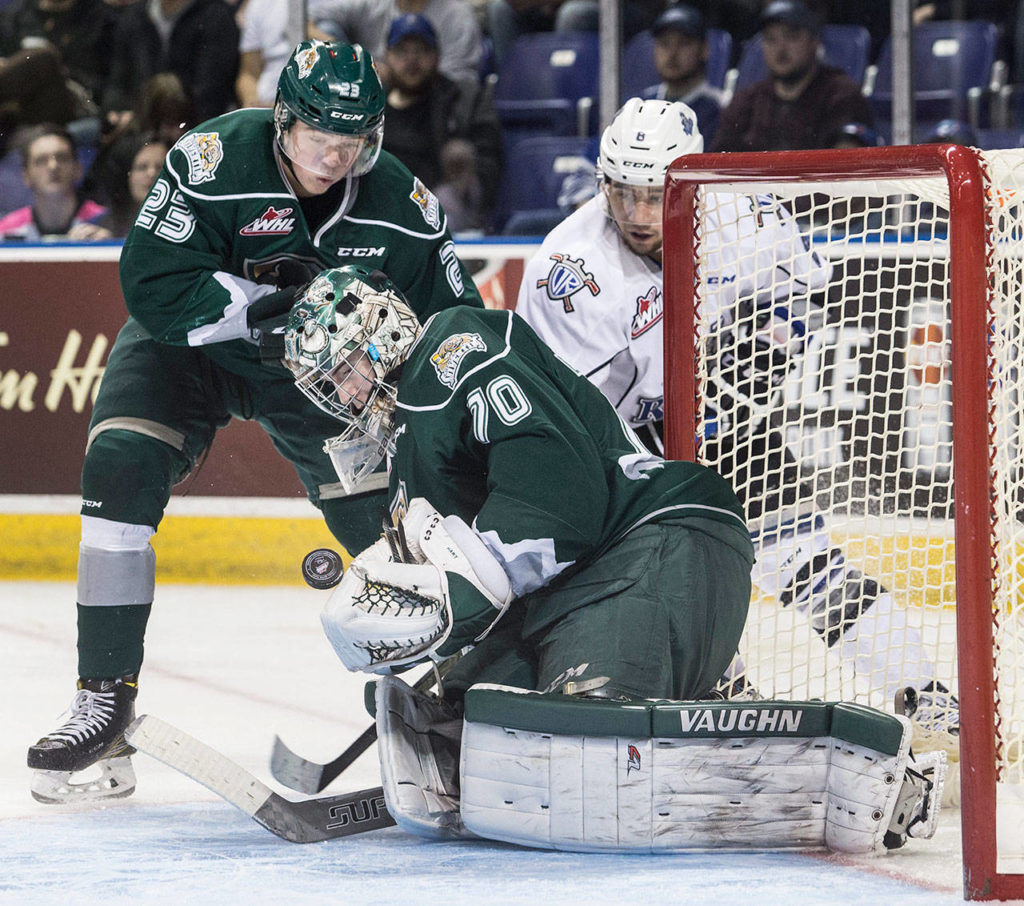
[278,268,946,856]
[284,264,752,697]
[27,40,482,805]
[283,265,752,807]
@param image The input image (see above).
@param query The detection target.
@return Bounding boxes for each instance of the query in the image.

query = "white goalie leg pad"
[375,675,475,840]
[824,713,909,852]
[457,687,939,854]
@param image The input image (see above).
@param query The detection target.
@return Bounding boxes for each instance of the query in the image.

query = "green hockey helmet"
[274,40,385,178]
[285,266,421,491]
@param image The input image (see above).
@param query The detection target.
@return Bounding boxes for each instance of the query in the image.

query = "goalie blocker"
[376,677,944,854]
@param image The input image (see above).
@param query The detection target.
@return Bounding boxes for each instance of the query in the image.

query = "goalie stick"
[125,714,395,843]
[270,723,377,795]
[271,659,457,794]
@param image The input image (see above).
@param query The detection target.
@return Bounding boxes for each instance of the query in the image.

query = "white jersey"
[516,193,831,433]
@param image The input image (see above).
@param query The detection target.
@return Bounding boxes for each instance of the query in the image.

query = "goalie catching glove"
[706,301,807,439]
[321,498,513,672]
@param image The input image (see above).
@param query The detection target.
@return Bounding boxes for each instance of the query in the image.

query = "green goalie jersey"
[389,307,753,632]
[119,107,481,377]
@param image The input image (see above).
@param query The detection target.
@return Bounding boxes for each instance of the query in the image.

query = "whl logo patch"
[240,206,296,236]
[626,744,641,775]
[630,286,662,338]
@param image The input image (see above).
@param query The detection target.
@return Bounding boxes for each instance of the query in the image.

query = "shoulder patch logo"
[179,132,223,185]
[630,286,663,338]
[536,253,599,313]
[430,332,486,388]
[410,177,442,230]
[240,205,296,236]
[296,46,318,79]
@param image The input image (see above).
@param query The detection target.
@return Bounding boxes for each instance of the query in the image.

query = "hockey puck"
[301,548,344,589]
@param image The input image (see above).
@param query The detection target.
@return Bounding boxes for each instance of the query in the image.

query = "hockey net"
[663,145,1023,901]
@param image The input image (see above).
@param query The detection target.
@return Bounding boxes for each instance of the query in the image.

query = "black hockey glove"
[707,305,798,440]
[254,258,323,290]
[248,260,327,363]
[247,287,302,364]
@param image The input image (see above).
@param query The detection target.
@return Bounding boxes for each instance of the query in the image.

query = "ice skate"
[28,675,138,804]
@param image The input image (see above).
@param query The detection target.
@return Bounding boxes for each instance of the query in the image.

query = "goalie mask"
[285,266,421,492]
[274,40,385,180]
[599,98,703,258]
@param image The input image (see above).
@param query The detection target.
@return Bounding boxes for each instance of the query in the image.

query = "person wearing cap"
[832,121,885,148]
[924,119,979,146]
[711,0,875,152]
[641,3,725,145]
[382,13,503,232]
[307,0,484,87]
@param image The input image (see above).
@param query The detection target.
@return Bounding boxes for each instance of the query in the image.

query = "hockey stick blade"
[270,723,377,794]
[270,666,443,794]
[126,714,395,843]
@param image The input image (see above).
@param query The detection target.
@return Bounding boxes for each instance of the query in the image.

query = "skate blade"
[31,756,137,804]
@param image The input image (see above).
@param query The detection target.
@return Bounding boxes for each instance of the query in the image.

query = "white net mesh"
[684,150,1024,795]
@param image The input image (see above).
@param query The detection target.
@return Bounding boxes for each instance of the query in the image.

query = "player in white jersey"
[516,98,959,737]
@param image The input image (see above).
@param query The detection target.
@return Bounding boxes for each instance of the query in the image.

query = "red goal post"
[663,145,1024,901]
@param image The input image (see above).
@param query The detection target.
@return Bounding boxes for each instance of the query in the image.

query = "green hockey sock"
[76,602,153,679]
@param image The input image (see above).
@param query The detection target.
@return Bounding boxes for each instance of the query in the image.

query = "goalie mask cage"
[663,145,1024,901]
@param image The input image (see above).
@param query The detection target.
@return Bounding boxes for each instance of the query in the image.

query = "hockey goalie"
[273,264,944,854]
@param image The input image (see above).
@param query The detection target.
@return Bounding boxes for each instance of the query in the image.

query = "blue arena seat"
[494,32,600,143]
[733,24,871,92]
[492,135,596,234]
[870,20,999,124]
[621,27,732,101]
[974,127,1022,149]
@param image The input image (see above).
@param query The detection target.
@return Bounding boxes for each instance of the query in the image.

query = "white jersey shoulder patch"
[535,252,601,313]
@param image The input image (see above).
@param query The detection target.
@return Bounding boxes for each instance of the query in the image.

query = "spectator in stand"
[308,0,483,87]
[92,132,169,237]
[486,0,665,70]
[236,0,297,107]
[81,73,195,210]
[641,4,724,145]
[0,123,109,240]
[711,0,875,152]
[832,121,884,148]
[381,13,502,232]
[133,72,197,149]
[0,0,124,151]
[924,118,979,146]
[102,0,239,130]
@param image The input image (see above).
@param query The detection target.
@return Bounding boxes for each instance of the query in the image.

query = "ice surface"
[0,581,997,904]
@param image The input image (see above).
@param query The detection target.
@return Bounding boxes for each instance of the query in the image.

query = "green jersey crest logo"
[410,178,442,229]
[180,132,223,185]
[430,332,486,388]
